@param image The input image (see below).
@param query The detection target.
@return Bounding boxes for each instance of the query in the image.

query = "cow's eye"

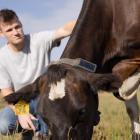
[79,108,86,116]
[78,108,86,121]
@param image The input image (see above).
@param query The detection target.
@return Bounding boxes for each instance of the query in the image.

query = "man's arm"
[54,20,76,41]
[1,88,15,111]
[0,88,13,97]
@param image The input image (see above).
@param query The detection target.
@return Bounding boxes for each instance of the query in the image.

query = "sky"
[0,0,83,60]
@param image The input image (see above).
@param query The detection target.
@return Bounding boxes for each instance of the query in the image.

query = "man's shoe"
[21,131,34,140]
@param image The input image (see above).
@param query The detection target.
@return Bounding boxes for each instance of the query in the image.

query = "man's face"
[0,17,24,46]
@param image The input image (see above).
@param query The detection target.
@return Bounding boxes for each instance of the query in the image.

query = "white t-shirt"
[0,30,57,91]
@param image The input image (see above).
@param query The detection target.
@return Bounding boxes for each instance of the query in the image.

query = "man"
[0,9,76,139]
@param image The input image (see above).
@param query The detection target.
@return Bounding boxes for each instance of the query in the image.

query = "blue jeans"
[0,99,48,137]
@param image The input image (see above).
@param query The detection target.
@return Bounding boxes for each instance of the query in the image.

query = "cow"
[4,63,121,140]
[4,0,140,139]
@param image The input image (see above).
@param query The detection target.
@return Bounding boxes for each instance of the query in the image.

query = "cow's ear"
[4,83,37,104]
[87,73,122,92]
[4,77,42,104]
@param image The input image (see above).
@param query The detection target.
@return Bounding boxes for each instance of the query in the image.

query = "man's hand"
[18,113,37,131]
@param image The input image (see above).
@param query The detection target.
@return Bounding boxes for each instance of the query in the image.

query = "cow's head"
[4,64,121,140]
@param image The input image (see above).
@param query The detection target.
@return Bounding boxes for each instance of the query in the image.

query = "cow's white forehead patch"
[49,79,65,101]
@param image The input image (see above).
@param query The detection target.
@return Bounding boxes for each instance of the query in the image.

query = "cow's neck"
[61,0,112,71]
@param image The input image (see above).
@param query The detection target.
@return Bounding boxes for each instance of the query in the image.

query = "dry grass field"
[93,92,135,140]
[0,92,139,140]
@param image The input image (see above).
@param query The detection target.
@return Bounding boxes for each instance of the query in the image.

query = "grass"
[93,92,134,140]
[0,92,139,140]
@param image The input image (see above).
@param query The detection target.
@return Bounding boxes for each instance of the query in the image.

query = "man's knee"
[0,119,13,135]
[0,107,17,135]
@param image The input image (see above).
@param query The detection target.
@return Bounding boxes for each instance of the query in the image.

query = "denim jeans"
[0,98,48,137]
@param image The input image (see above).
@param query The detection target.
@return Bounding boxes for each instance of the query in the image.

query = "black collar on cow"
[49,58,97,73]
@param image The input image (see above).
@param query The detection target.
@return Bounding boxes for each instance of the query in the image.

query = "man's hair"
[0,9,18,23]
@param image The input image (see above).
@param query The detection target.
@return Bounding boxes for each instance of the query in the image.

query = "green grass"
[0,93,139,140]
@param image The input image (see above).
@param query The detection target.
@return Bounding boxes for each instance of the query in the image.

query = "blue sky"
[0,0,83,60]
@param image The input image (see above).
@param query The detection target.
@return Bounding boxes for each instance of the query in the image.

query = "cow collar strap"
[49,58,97,73]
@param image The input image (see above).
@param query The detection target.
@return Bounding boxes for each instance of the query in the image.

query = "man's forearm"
[54,20,77,41]
[0,88,14,97]
[0,88,15,112]
[62,20,77,36]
